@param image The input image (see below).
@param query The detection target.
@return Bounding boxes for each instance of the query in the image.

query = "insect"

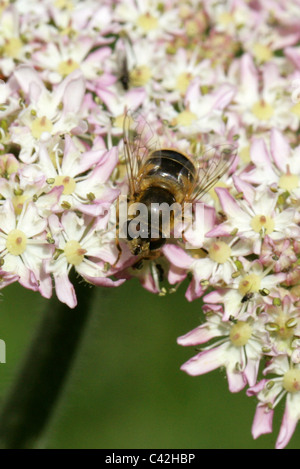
[241,292,254,303]
[116,112,237,265]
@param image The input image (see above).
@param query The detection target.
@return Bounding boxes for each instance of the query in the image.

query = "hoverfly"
[115,112,237,265]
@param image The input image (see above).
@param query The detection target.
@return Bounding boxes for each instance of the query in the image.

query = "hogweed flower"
[1,0,300,450]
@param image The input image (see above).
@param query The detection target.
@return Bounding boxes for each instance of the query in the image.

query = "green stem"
[0,275,95,449]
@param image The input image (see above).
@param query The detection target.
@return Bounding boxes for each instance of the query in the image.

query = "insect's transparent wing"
[123,111,158,197]
[188,144,237,202]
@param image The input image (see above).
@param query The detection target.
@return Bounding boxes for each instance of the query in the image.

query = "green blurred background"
[0,279,299,449]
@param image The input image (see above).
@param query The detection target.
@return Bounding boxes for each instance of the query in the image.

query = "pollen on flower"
[208,241,231,264]
[278,173,299,191]
[136,13,158,31]
[229,321,253,347]
[173,110,197,127]
[283,369,300,393]
[238,274,261,296]
[6,229,27,256]
[31,116,53,139]
[57,59,80,76]
[130,66,152,87]
[54,175,76,195]
[250,214,275,234]
[252,43,273,63]
[252,101,274,120]
[64,240,86,266]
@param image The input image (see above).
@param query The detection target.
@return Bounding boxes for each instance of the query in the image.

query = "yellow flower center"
[278,173,299,191]
[0,154,19,176]
[238,274,261,296]
[57,59,80,76]
[130,66,152,87]
[239,146,251,164]
[6,229,27,256]
[208,241,232,264]
[230,321,253,347]
[12,195,28,216]
[54,0,74,10]
[136,13,158,31]
[218,12,234,26]
[31,116,53,139]
[64,240,86,266]
[175,72,193,94]
[113,114,134,129]
[54,175,76,195]
[174,110,197,127]
[267,313,297,341]
[208,181,228,202]
[251,214,275,235]
[252,101,274,121]
[283,369,300,393]
[4,37,23,59]
[179,5,191,19]
[252,43,273,63]
[185,19,199,37]
[291,102,300,117]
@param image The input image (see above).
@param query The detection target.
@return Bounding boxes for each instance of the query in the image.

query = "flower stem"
[0,275,95,449]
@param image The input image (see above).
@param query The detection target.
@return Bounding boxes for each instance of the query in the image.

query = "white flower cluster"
[1,0,300,448]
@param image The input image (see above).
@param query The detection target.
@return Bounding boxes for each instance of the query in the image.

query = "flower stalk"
[0,275,95,449]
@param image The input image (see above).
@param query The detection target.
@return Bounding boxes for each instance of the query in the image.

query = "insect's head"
[125,219,166,256]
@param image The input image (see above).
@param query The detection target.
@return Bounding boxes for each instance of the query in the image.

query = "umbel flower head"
[1,0,300,449]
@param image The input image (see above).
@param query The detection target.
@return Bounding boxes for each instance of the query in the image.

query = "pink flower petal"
[14,65,44,96]
[250,138,272,168]
[211,84,236,110]
[185,278,204,301]
[177,324,218,346]
[285,46,300,69]
[276,396,300,449]
[168,265,187,284]
[82,274,126,288]
[270,128,290,173]
[226,369,247,393]
[54,272,77,308]
[56,70,86,114]
[180,343,227,376]
[232,175,255,205]
[251,404,274,440]
[214,187,245,219]
[163,244,192,269]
